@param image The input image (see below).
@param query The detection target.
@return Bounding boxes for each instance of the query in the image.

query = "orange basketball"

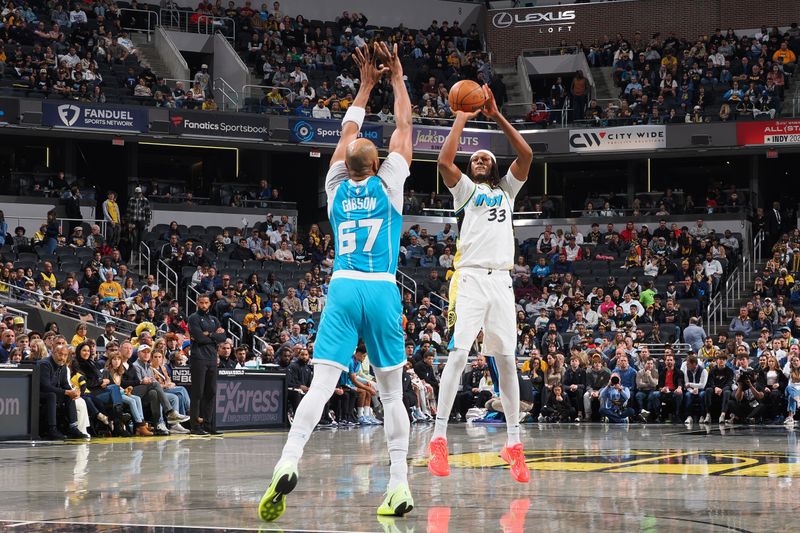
[448,80,486,112]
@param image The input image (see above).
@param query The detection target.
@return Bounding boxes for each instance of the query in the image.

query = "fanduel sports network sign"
[568,125,666,153]
[491,9,575,32]
[42,102,148,132]
[169,110,270,140]
[413,125,492,154]
[289,117,383,147]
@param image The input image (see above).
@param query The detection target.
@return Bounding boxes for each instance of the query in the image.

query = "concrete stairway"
[131,33,176,81]
[494,62,527,119]
[589,66,617,101]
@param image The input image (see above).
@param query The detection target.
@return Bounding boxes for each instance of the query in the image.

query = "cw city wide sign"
[491,9,576,33]
[569,125,666,153]
[42,102,149,132]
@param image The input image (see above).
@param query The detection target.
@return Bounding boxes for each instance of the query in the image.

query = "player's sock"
[495,354,521,446]
[374,366,410,492]
[277,364,341,466]
[433,348,469,440]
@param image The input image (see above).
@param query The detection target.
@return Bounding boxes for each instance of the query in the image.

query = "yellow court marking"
[415,449,800,478]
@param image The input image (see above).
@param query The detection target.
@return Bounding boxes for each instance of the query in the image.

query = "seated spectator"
[38,344,87,440]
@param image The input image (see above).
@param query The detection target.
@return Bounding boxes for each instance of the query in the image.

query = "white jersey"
[448,171,523,271]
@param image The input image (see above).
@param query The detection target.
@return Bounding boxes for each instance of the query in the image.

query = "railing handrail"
[228,318,243,347]
[0,280,139,334]
[120,7,160,40]
[157,259,179,299]
[396,269,417,304]
[213,77,240,111]
[156,25,189,72]
[3,304,28,333]
[137,241,151,278]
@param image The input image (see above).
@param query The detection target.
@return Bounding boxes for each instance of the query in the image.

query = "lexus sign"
[491,10,575,31]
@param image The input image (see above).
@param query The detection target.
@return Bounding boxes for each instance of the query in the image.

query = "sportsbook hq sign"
[568,125,666,153]
[169,110,270,140]
[289,117,383,147]
[42,102,148,132]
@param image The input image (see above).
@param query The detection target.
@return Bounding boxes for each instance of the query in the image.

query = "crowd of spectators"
[0,171,799,433]
[225,2,507,122]
[532,23,799,125]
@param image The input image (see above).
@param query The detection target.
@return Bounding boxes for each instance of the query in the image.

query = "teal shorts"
[313,278,405,371]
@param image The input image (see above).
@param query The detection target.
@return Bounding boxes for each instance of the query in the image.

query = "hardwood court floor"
[0,422,797,532]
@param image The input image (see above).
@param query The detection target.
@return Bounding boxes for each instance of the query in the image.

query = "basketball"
[448,80,486,112]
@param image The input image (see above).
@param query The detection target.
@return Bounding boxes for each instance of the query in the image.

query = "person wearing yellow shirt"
[71,322,89,346]
[98,271,124,300]
[772,42,796,71]
[102,190,121,248]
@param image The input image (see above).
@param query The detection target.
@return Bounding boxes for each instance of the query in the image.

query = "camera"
[610,375,620,386]
[737,368,756,387]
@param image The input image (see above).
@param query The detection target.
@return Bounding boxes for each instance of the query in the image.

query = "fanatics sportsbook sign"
[568,125,666,153]
[169,110,270,140]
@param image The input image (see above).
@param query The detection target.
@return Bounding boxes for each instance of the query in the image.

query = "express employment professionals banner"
[412,125,493,154]
[289,117,383,147]
[737,120,800,146]
[169,110,269,140]
[568,125,666,153]
[42,102,148,132]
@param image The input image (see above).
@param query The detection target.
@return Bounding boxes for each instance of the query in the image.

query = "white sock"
[277,364,340,468]
[495,355,521,446]
[433,348,469,441]
[358,407,366,417]
[367,407,374,417]
[374,366,410,491]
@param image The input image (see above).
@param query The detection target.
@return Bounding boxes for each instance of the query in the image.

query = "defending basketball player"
[427,86,533,483]
[258,42,415,522]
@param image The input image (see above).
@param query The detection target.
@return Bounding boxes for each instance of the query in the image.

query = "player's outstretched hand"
[352,44,388,87]
[375,41,403,78]
[482,85,499,120]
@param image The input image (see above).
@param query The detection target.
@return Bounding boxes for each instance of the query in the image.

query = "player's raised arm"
[329,45,387,169]
[378,42,412,166]
[482,86,533,182]
[437,109,480,188]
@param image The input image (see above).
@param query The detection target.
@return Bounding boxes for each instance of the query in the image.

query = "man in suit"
[38,344,88,440]
[188,294,228,435]
[766,200,784,248]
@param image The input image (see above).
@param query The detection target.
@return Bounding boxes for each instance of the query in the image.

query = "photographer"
[725,353,766,425]
[598,374,635,423]
[703,352,734,424]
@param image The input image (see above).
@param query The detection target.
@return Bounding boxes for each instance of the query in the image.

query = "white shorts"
[447,268,516,356]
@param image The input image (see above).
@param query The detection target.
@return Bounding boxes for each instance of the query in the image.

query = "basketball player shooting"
[427,85,533,483]
[258,42,415,522]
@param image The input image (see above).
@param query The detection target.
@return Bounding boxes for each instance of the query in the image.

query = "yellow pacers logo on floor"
[413,449,800,478]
